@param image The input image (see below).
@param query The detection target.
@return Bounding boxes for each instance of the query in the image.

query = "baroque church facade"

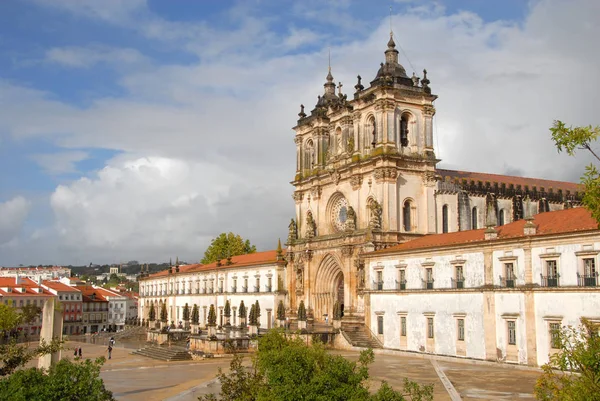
[285,34,582,324]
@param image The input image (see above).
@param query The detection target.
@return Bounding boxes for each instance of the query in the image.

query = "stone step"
[340,323,381,349]
[132,346,192,361]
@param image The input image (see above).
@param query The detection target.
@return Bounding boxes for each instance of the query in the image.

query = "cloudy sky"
[1,0,599,266]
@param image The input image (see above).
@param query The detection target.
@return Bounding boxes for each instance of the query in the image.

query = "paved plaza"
[58,340,541,400]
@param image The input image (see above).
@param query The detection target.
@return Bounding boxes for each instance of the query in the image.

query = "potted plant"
[297,300,307,330]
[238,301,247,329]
[224,300,231,327]
[191,304,199,334]
[182,303,190,330]
[207,304,217,337]
[276,300,286,328]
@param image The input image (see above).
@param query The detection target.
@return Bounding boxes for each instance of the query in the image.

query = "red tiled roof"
[74,286,109,302]
[145,250,285,279]
[371,207,598,255]
[42,280,80,293]
[437,169,582,194]
[0,277,53,296]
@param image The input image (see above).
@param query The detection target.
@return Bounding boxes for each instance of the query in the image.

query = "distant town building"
[75,286,109,334]
[0,266,71,281]
[0,277,53,338]
[42,281,83,336]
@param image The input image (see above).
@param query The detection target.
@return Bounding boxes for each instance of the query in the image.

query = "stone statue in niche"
[305,211,317,239]
[296,265,304,291]
[346,136,354,154]
[369,200,382,230]
[354,259,365,289]
[345,206,356,231]
[287,218,297,243]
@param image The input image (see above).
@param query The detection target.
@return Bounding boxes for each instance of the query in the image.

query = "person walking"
[78,347,82,358]
[107,344,113,360]
[74,347,78,357]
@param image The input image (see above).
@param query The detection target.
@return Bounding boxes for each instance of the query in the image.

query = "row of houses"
[0,274,138,337]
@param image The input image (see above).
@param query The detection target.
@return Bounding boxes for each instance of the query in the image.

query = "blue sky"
[0,0,598,266]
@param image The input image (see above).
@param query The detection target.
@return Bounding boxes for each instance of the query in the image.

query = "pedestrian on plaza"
[107,345,113,360]
[78,347,82,358]
[74,347,78,357]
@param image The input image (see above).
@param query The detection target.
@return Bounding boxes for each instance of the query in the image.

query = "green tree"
[207,304,217,326]
[191,304,199,325]
[200,330,433,401]
[201,232,257,264]
[224,300,231,318]
[183,303,190,322]
[276,301,285,321]
[0,304,62,376]
[297,300,307,321]
[534,318,600,401]
[0,357,114,401]
[248,304,257,326]
[148,303,156,322]
[551,120,600,223]
[160,302,168,323]
[239,301,247,328]
[254,301,261,327]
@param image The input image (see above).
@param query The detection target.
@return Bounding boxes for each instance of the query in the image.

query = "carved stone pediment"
[374,167,398,182]
[350,174,363,190]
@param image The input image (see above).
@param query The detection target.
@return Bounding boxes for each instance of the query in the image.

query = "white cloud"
[30,150,89,175]
[2,0,600,264]
[48,156,290,263]
[45,45,147,68]
[0,197,31,245]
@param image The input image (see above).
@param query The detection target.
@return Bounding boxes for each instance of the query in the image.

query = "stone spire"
[324,67,336,96]
[385,33,399,64]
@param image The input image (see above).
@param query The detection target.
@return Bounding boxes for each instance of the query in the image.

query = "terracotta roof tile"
[437,169,582,194]
[42,280,81,292]
[145,250,285,279]
[371,208,598,255]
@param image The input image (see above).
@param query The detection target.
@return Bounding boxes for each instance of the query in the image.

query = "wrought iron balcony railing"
[541,274,560,288]
[577,272,598,287]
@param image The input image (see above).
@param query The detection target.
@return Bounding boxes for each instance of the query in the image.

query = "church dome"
[371,34,413,86]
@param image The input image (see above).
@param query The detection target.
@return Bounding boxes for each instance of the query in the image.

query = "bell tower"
[286,34,438,322]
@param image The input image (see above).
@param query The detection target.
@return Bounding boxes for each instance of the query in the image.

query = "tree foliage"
[200,330,433,401]
[208,304,217,326]
[0,357,114,401]
[191,304,200,325]
[223,300,231,318]
[297,301,307,321]
[201,232,257,264]
[276,301,285,321]
[239,301,247,328]
[148,303,156,322]
[551,120,600,224]
[0,304,62,377]
[160,302,168,323]
[254,301,261,326]
[534,318,600,401]
[248,304,257,326]
[183,303,190,322]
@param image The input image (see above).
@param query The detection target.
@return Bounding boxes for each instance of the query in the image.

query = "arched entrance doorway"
[313,254,344,322]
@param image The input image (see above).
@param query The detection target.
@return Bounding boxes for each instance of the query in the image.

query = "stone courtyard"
[59,339,540,400]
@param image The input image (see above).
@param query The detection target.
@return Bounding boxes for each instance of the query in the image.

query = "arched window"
[403,200,413,232]
[303,139,314,170]
[498,209,505,226]
[472,207,478,229]
[442,204,449,233]
[400,114,410,147]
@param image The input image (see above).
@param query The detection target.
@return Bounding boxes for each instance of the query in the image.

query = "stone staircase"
[340,323,382,349]
[132,345,192,361]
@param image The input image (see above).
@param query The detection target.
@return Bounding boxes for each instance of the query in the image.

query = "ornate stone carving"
[287,219,297,244]
[374,167,398,182]
[305,210,317,239]
[292,191,303,204]
[369,199,382,230]
[310,185,322,200]
[423,104,436,117]
[329,169,341,185]
[294,136,303,145]
[354,259,365,290]
[341,245,354,257]
[350,174,363,190]
[346,136,354,153]
[295,263,304,293]
[345,206,356,231]
[422,171,438,187]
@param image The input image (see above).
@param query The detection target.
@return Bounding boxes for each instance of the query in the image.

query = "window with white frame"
[427,317,434,338]
[457,319,465,341]
[507,321,516,345]
[400,316,407,337]
[549,322,561,349]
[377,315,384,335]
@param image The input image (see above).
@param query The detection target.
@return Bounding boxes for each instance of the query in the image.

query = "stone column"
[423,105,435,151]
[38,297,63,370]
[295,136,302,172]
